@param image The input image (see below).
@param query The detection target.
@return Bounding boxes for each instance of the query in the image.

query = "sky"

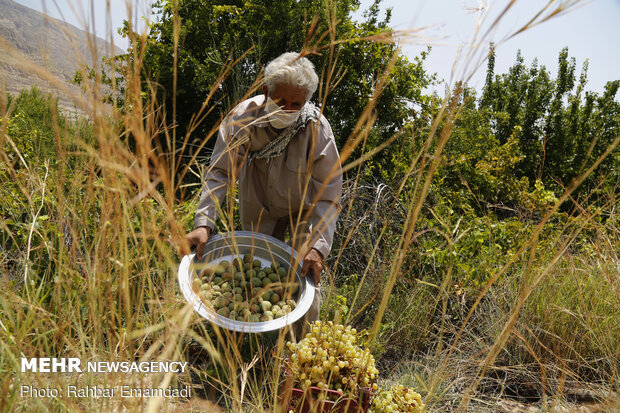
[12,0,620,95]
[355,0,620,95]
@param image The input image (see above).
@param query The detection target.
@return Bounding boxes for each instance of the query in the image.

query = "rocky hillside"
[0,0,122,115]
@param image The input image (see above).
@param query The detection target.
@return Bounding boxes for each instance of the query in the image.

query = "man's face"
[263,84,307,112]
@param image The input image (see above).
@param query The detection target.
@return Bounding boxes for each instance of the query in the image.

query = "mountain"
[0,0,122,115]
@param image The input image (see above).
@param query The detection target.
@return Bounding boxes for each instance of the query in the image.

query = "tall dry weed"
[1,1,618,412]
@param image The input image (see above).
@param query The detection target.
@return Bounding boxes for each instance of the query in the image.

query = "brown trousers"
[272,216,321,342]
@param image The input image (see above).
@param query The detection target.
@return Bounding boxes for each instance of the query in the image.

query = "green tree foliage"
[453,46,619,213]
[130,0,434,187]
[1,88,95,281]
[2,87,65,165]
[1,88,62,279]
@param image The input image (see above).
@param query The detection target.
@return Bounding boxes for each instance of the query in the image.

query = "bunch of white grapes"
[286,321,379,399]
[369,385,425,413]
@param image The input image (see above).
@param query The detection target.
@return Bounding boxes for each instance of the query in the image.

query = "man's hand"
[185,226,211,259]
[301,248,323,285]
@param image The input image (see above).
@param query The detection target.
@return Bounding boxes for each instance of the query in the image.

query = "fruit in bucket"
[192,255,301,322]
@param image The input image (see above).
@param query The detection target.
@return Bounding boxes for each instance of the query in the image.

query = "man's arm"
[302,117,343,283]
[194,118,247,229]
[187,112,249,256]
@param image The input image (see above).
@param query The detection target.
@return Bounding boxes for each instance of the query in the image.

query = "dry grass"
[1,0,618,412]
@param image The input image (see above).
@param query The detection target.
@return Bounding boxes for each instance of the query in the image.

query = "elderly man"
[186,52,342,332]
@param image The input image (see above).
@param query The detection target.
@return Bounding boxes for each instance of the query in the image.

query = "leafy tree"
[473,46,619,209]
[124,0,434,191]
[577,80,620,201]
[519,58,554,181]
[2,87,65,165]
[1,88,67,279]
[542,47,577,184]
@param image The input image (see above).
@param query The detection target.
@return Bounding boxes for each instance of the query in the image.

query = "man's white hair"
[264,52,319,101]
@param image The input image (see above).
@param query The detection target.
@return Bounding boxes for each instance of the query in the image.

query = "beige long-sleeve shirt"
[194,95,342,258]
